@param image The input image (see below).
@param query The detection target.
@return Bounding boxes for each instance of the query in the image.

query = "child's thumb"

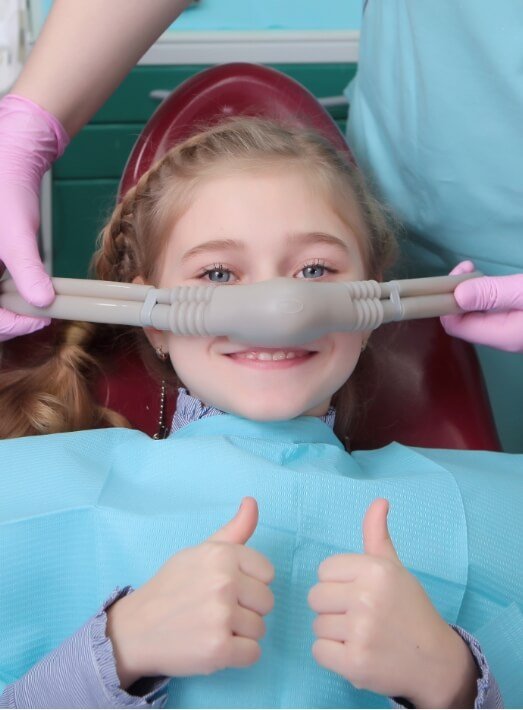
[208,497,259,545]
[362,498,400,562]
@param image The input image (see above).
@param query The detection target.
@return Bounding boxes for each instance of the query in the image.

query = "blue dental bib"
[0,414,522,707]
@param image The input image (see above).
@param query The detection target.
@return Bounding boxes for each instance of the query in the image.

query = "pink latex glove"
[441,261,523,352]
[0,94,69,341]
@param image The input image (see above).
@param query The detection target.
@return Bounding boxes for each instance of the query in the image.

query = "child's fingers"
[308,582,351,614]
[237,571,274,616]
[362,498,400,563]
[312,613,347,642]
[317,553,368,582]
[312,638,347,678]
[228,636,262,668]
[208,497,258,545]
[232,606,267,641]
[238,545,275,584]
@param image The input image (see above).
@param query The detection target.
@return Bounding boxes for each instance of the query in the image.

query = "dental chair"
[3,63,501,451]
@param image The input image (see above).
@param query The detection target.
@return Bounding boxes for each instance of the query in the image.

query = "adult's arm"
[13,0,191,137]
[0,0,190,341]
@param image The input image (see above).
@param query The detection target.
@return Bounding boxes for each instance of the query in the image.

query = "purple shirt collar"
[171,387,336,435]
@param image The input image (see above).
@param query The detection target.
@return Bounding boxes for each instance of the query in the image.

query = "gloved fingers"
[454,273,523,312]
[0,95,67,323]
[440,311,523,353]
[449,260,476,276]
[0,308,51,342]
[1,240,55,308]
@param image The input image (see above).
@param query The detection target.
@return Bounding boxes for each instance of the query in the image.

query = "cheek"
[333,333,363,374]
[166,335,210,363]
[164,337,211,395]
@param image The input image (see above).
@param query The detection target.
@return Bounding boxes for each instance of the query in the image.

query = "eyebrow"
[180,232,352,263]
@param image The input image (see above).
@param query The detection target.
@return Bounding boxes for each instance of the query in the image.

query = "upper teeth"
[236,350,305,361]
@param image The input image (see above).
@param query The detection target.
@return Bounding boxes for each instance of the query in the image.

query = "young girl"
[0,118,520,709]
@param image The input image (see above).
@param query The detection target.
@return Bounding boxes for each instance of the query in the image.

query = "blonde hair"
[0,117,397,443]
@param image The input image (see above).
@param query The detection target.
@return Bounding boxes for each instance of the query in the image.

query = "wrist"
[408,626,479,709]
[106,593,145,689]
[1,94,70,156]
[0,94,69,179]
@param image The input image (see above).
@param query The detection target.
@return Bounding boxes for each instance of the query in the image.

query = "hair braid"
[92,179,141,282]
[0,320,129,438]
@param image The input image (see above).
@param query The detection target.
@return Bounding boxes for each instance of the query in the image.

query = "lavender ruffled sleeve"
[0,588,169,709]
[391,625,503,709]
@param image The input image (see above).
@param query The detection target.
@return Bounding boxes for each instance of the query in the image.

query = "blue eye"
[299,260,335,279]
[302,264,325,278]
[201,264,233,283]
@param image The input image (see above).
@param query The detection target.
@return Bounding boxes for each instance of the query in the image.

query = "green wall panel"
[52,180,119,278]
[54,125,143,180]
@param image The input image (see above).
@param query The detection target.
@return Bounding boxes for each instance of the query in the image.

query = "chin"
[245,409,302,422]
[227,396,321,422]
[187,381,329,421]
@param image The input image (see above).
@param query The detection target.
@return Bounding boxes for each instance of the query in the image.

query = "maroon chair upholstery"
[119,63,351,197]
[350,319,500,450]
[2,63,501,451]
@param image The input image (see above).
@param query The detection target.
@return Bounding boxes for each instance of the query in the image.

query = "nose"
[247,270,283,284]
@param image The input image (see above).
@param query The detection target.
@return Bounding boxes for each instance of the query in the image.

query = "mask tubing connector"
[343,279,381,300]
[387,281,404,321]
[140,288,160,327]
[166,284,215,336]
[354,298,385,331]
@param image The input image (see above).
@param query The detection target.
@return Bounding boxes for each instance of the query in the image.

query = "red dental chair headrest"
[120,62,352,197]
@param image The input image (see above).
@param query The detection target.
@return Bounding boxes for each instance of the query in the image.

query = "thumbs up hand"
[308,499,478,707]
[107,497,274,688]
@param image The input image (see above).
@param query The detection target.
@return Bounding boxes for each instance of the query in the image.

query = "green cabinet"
[52,180,119,277]
[52,62,355,278]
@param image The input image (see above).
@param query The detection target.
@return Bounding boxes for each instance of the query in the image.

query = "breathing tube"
[0,271,480,347]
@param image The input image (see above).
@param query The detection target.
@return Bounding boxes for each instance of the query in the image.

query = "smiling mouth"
[225,348,317,366]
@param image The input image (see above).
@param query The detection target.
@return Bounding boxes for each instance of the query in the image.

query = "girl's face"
[149,168,369,421]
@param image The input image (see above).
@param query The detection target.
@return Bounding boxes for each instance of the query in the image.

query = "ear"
[132,275,167,351]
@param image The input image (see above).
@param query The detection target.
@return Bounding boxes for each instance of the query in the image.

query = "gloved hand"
[441,260,523,353]
[0,94,69,341]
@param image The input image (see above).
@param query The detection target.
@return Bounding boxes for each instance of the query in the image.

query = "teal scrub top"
[347,0,523,277]
[346,0,523,451]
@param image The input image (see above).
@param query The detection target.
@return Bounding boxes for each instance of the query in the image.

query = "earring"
[153,379,168,440]
[361,339,368,352]
[155,346,168,361]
